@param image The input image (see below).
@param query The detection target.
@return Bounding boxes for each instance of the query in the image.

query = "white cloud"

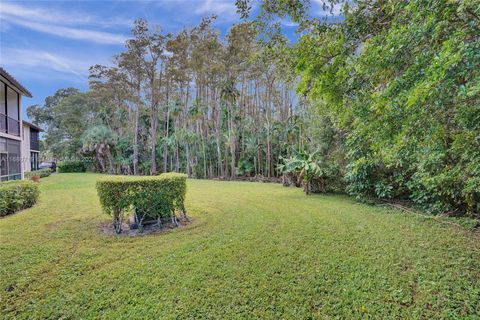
[0,2,128,44]
[195,0,237,16]
[0,47,103,81]
[1,2,132,28]
[9,19,127,44]
[159,0,239,23]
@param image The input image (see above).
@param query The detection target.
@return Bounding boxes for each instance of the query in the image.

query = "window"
[0,153,7,181]
[7,86,19,120]
[31,152,39,171]
[7,139,21,179]
[0,82,20,136]
[0,82,5,114]
[0,137,21,181]
[0,137,6,152]
[0,83,5,133]
[30,129,40,151]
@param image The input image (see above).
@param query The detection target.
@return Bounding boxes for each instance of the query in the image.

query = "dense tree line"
[29,0,479,215]
[239,0,480,215]
[28,18,310,180]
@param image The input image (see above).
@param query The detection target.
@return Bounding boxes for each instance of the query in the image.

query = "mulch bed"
[101,216,191,236]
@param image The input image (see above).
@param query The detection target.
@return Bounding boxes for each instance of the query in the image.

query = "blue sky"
[0,0,340,120]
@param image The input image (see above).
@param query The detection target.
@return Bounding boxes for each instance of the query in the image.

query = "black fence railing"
[0,114,20,136]
[31,135,40,151]
[7,117,20,136]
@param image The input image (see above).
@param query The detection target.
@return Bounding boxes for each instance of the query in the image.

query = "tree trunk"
[229,106,236,178]
[133,96,140,175]
[150,110,158,175]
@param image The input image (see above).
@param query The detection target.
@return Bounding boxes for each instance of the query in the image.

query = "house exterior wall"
[22,123,30,173]
[0,69,38,181]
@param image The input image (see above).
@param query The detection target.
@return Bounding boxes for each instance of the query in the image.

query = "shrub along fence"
[0,180,40,217]
[96,173,187,234]
[25,168,53,180]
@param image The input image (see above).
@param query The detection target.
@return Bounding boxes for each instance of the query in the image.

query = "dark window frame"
[1,80,21,136]
[30,151,39,171]
[0,137,21,181]
[30,128,40,151]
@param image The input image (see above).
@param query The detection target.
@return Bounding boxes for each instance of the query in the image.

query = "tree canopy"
[29,1,480,215]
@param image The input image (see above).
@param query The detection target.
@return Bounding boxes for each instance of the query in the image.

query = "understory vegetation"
[57,160,88,173]
[1,174,479,318]
[27,0,479,216]
[24,168,52,180]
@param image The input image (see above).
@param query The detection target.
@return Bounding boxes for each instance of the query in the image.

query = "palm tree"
[82,125,115,173]
[280,149,326,195]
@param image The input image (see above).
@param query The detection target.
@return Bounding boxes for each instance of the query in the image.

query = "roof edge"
[0,67,33,98]
[22,120,44,132]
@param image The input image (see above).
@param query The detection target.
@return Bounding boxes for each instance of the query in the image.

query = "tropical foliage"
[28,1,480,216]
[239,0,480,215]
[29,18,303,181]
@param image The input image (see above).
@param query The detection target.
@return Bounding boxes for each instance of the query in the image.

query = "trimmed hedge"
[25,168,52,180]
[0,180,40,217]
[57,161,87,173]
[96,173,187,233]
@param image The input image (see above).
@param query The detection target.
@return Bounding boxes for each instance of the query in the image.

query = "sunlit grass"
[1,173,479,318]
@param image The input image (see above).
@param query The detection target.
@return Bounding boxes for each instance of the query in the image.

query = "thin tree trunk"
[150,111,158,175]
[133,87,140,175]
[164,110,170,173]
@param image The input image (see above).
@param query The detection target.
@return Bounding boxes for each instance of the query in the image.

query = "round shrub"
[0,180,40,216]
[96,173,187,234]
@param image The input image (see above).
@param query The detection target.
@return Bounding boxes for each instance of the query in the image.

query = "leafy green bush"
[57,161,87,173]
[256,0,479,215]
[0,180,40,217]
[279,150,340,195]
[25,168,52,180]
[96,173,187,233]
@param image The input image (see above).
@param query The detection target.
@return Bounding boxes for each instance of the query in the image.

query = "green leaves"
[0,180,40,216]
[57,161,88,173]
[96,173,187,219]
[281,149,333,194]
[269,0,480,213]
[24,168,53,180]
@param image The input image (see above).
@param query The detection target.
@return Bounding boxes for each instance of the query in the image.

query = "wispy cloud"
[0,2,128,44]
[1,47,103,81]
[157,0,240,24]
[9,19,127,45]
[1,2,132,29]
[195,0,237,16]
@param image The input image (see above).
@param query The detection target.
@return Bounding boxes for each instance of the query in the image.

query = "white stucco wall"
[22,123,30,173]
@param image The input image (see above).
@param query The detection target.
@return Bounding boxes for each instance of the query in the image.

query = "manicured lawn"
[1,173,479,319]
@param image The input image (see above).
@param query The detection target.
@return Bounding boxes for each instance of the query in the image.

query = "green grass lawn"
[1,173,479,319]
